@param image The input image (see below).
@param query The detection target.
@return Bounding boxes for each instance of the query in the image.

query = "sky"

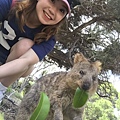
[108,70,120,92]
[110,75,120,92]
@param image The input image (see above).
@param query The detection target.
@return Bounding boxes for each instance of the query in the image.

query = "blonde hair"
[9,0,66,43]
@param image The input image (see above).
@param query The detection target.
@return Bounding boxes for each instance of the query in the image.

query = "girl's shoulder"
[0,0,13,21]
[0,0,13,9]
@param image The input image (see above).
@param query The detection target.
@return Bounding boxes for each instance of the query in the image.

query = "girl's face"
[36,0,68,25]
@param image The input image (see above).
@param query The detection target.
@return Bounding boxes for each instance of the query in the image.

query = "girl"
[0,0,74,102]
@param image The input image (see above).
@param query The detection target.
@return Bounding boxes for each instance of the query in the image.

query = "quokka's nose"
[82,82,91,91]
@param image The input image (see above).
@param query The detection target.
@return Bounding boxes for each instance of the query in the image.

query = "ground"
[0,95,21,120]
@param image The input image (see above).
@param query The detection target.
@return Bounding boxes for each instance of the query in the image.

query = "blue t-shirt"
[0,0,56,64]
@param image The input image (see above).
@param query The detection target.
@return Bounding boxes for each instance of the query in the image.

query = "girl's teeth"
[45,12,51,20]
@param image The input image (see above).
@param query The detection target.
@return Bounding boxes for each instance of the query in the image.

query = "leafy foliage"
[83,93,118,120]
[116,93,120,110]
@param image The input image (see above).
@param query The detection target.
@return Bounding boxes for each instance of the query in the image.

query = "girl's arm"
[0,48,39,78]
[0,36,55,78]
[32,36,56,60]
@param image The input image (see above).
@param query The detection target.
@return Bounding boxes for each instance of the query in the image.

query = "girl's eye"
[60,9,65,14]
[51,0,55,3]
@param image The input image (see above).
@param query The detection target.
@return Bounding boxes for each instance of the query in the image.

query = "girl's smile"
[36,0,68,25]
[43,10,53,21]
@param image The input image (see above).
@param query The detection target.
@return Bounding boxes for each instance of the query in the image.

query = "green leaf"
[30,92,50,120]
[73,88,88,108]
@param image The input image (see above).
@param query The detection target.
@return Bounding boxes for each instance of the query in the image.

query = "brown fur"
[15,53,101,120]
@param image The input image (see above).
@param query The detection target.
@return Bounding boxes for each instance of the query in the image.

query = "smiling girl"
[0,0,79,102]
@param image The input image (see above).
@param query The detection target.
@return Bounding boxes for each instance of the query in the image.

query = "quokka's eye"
[79,70,85,75]
[92,76,97,81]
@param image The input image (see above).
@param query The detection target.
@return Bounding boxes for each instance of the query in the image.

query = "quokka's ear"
[74,53,88,64]
[93,61,102,73]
